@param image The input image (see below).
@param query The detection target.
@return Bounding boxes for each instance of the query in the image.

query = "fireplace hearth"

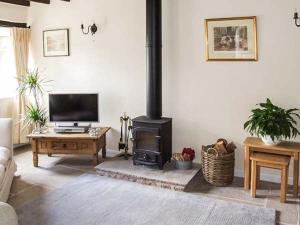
[132,0,172,170]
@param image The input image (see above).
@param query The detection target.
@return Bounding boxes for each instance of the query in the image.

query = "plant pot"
[261,135,281,145]
[174,160,193,170]
[32,124,48,134]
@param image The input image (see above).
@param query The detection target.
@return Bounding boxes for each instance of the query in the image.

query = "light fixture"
[81,23,98,35]
[294,10,300,27]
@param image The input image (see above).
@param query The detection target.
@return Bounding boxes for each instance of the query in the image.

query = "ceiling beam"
[28,0,50,4]
[0,0,30,6]
[0,19,28,28]
[0,0,70,6]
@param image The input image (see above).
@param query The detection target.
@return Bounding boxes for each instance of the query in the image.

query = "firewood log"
[214,141,228,155]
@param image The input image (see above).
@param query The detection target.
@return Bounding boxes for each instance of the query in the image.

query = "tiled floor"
[8,146,300,225]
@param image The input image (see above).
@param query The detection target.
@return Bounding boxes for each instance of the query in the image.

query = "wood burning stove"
[132,117,172,169]
[132,0,172,169]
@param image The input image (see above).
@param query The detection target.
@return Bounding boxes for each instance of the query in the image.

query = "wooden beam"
[28,0,50,4]
[0,20,28,28]
[0,0,30,6]
[0,0,70,6]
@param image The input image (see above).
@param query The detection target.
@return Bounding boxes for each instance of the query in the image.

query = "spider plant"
[17,69,52,132]
[22,104,48,130]
[17,69,52,106]
[244,98,300,143]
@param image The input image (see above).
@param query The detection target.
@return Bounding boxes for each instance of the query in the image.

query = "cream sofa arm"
[0,118,13,151]
[0,202,18,225]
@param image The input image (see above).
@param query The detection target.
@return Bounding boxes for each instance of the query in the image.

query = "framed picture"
[43,29,69,57]
[205,16,257,61]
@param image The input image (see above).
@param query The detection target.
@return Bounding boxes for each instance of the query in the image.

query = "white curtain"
[10,27,31,144]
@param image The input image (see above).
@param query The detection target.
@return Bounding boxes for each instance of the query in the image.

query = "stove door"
[132,127,160,152]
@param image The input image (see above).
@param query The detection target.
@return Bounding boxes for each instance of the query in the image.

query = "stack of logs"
[206,138,236,155]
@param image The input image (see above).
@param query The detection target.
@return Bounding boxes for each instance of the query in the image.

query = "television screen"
[49,94,99,122]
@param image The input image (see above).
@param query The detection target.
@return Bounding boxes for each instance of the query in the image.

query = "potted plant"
[18,69,52,134]
[172,148,195,170]
[244,98,300,145]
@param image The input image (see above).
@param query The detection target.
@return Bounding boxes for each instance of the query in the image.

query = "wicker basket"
[201,145,235,186]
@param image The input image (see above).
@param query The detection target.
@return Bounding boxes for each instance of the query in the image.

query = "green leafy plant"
[244,98,300,141]
[18,69,52,131]
[22,104,48,129]
[18,69,51,106]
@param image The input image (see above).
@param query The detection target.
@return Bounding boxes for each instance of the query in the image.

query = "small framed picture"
[43,29,69,57]
[205,16,257,61]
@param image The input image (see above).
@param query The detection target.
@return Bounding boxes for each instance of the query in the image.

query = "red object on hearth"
[182,148,195,161]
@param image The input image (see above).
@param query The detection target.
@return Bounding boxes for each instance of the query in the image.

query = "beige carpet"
[16,173,275,225]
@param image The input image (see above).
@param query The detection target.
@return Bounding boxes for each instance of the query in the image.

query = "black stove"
[132,0,172,170]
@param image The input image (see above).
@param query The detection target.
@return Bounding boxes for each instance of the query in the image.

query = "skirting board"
[234,169,298,186]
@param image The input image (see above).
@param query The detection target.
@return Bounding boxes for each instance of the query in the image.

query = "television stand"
[27,127,111,167]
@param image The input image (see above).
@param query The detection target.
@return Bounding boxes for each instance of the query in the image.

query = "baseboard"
[234,169,295,185]
[13,143,30,149]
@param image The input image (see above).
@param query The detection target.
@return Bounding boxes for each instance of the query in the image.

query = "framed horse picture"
[205,17,257,61]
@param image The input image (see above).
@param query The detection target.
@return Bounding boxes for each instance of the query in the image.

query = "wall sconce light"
[294,10,300,27]
[81,23,98,35]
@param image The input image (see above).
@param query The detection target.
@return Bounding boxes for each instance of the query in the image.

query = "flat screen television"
[49,94,99,122]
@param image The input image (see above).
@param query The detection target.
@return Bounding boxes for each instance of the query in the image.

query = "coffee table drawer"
[52,142,78,150]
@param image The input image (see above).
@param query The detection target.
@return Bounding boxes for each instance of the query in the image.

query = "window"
[0,27,17,98]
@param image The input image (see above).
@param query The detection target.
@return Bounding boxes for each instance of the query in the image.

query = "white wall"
[28,0,300,181]
[0,2,28,22]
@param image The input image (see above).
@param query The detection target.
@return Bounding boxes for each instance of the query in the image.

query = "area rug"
[16,174,275,225]
[96,157,201,191]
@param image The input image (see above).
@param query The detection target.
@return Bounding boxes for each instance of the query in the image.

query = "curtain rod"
[0,20,29,28]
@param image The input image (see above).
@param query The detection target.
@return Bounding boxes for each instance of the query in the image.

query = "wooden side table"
[27,127,110,167]
[244,137,300,197]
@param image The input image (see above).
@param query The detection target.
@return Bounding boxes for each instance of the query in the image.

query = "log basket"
[201,145,235,186]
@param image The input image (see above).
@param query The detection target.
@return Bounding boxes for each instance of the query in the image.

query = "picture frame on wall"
[43,29,69,57]
[205,16,257,61]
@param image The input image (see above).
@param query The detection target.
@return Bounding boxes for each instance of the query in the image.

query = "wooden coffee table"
[27,127,110,167]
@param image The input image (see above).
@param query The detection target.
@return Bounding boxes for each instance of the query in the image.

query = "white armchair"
[0,202,18,225]
[0,118,13,153]
[0,118,18,225]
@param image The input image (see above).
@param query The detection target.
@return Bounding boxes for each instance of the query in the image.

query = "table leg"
[92,140,99,166]
[250,160,257,198]
[281,166,288,203]
[293,152,299,197]
[244,145,251,190]
[93,153,99,166]
[256,165,260,189]
[33,153,38,167]
[102,136,107,159]
[32,139,39,167]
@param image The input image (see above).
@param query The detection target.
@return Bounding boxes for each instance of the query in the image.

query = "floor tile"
[266,197,299,225]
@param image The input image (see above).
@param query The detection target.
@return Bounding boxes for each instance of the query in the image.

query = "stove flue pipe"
[146,0,162,119]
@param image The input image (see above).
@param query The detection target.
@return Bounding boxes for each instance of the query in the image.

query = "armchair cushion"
[0,164,4,185]
[0,118,13,154]
[0,202,18,225]
[0,147,10,167]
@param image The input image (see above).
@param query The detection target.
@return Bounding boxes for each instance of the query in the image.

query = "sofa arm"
[0,118,13,150]
[0,202,18,225]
